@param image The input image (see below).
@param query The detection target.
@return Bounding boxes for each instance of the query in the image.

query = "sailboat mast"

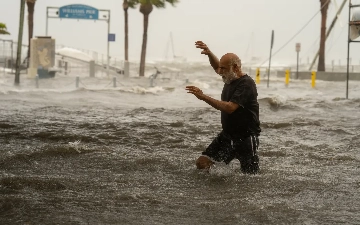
[164,36,170,60]
[170,32,176,58]
[244,32,254,61]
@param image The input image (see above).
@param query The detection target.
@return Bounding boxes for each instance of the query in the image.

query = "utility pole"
[309,0,348,71]
[296,43,301,79]
[267,30,274,88]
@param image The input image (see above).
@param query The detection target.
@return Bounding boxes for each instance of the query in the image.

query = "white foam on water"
[1,47,360,104]
[0,67,14,74]
[128,86,166,94]
[68,140,85,153]
[268,94,288,106]
[188,79,210,89]
[208,162,238,176]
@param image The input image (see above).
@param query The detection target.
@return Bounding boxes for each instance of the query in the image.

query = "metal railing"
[0,38,28,71]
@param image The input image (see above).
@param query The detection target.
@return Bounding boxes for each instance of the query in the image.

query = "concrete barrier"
[89,60,95,77]
[28,36,56,78]
[124,61,129,77]
[276,70,360,81]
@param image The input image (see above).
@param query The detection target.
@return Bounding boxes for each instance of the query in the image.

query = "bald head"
[218,53,242,78]
[220,53,241,67]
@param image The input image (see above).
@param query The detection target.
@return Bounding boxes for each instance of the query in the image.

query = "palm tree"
[318,0,330,72]
[26,0,36,66]
[138,0,178,77]
[26,0,36,64]
[15,0,26,85]
[123,0,138,61]
[0,23,10,35]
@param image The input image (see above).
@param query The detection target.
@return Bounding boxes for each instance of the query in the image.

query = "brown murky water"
[0,72,360,224]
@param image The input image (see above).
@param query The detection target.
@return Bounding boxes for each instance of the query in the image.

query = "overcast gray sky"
[1,0,360,65]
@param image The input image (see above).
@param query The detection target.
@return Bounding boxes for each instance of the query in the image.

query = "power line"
[258,0,331,67]
[326,22,346,53]
[304,35,320,58]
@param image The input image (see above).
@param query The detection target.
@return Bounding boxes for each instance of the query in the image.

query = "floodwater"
[0,63,359,224]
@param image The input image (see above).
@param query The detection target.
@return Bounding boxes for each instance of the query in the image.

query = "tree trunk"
[26,1,35,67]
[318,0,329,72]
[139,14,149,77]
[123,0,129,61]
[139,3,152,77]
[124,9,129,61]
[15,0,26,85]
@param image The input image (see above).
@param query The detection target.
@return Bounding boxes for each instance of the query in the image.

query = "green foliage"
[0,23,7,29]
[128,0,139,8]
[138,0,179,8]
[0,23,10,35]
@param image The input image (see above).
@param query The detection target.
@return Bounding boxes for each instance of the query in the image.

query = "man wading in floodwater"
[185,41,261,174]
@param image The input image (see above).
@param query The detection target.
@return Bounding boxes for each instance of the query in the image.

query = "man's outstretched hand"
[186,86,204,100]
[195,41,211,55]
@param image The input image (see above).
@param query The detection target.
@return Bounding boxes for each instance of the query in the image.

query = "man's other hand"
[195,41,211,55]
[186,86,204,100]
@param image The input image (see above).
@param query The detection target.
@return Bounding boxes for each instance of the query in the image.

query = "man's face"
[219,64,238,84]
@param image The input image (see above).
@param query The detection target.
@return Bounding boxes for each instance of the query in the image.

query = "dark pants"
[202,131,260,174]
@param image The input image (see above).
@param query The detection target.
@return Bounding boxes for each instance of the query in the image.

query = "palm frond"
[165,0,178,6]
[145,0,178,8]
[0,30,10,35]
[128,0,139,8]
[0,23,7,29]
[139,0,150,4]
[151,0,165,8]
[0,23,10,35]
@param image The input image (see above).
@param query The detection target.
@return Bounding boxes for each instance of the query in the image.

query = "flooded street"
[0,69,360,224]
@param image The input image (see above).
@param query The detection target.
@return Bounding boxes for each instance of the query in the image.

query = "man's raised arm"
[195,41,220,74]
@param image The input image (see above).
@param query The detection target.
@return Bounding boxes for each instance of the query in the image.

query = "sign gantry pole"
[107,10,110,77]
[296,43,301,79]
[267,30,274,88]
[46,4,113,76]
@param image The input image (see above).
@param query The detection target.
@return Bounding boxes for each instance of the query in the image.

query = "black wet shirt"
[221,75,261,138]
